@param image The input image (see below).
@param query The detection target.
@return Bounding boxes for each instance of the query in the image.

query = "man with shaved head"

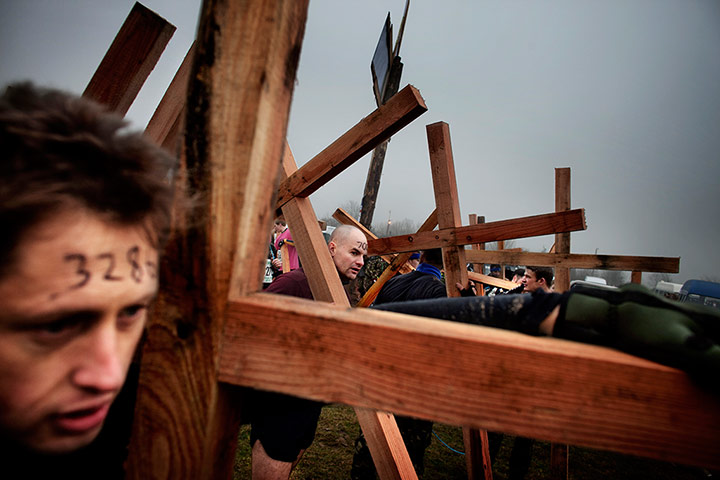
[249,224,367,480]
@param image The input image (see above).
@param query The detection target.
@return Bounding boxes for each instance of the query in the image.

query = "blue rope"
[432,429,465,455]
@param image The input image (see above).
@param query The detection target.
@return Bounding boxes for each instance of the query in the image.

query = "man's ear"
[328,241,336,256]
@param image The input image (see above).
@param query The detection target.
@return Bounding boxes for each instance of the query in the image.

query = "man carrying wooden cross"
[249,224,367,480]
[0,83,175,477]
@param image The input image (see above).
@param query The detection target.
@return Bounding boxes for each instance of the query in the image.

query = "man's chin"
[24,424,103,455]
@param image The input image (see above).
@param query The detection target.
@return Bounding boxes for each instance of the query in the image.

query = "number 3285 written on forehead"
[54,245,157,299]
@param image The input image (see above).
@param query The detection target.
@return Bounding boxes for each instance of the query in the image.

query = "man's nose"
[71,325,125,393]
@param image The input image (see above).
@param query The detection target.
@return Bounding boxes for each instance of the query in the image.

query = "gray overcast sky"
[2,1,719,284]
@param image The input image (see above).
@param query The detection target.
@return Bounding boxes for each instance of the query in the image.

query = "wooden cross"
[79,2,719,478]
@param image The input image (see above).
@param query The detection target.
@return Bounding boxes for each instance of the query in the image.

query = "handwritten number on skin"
[127,246,143,283]
[64,253,91,289]
[98,253,123,281]
[145,261,158,280]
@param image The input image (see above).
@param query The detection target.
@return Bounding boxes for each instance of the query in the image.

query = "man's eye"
[32,318,84,346]
[118,305,148,328]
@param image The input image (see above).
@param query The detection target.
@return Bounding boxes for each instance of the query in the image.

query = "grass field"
[233,404,714,479]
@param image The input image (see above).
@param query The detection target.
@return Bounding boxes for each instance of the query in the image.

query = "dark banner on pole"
[371,13,393,106]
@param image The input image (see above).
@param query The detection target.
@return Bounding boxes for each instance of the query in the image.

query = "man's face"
[521,269,543,293]
[0,210,158,453]
[328,229,367,280]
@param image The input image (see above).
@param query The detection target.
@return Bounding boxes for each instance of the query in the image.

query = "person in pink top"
[272,216,300,271]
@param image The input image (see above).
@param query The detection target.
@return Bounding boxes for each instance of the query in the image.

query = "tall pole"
[359,0,410,229]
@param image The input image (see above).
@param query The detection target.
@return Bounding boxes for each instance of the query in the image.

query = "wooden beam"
[552,168,571,480]
[219,293,720,471]
[464,251,680,273]
[275,84,427,208]
[279,146,352,304]
[426,121,487,480]
[144,42,195,148]
[427,122,469,294]
[126,1,309,477]
[554,167,571,292]
[468,272,517,290]
[368,209,587,255]
[281,144,417,480]
[83,2,175,114]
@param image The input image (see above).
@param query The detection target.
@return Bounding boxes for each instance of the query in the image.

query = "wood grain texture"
[426,122,468,296]
[368,209,587,255]
[464,250,680,273]
[144,43,195,147]
[275,84,427,208]
[426,122,485,479]
[126,1,309,477]
[551,169,570,480]
[554,167,571,294]
[220,293,720,470]
[468,272,517,290]
[83,2,175,114]
[355,408,419,480]
[279,145,348,303]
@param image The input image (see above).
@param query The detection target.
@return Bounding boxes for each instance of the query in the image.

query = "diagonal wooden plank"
[279,145,417,480]
[83,2,175,114]
[144,42,195,149]
[126,1,309,477]
[219,293,720,471]
[468,272,517,290]
[464,251,680,273]
[275,84,427,208]
[368,209,587,255]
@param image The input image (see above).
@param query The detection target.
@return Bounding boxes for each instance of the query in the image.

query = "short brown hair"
[0,82,176,277]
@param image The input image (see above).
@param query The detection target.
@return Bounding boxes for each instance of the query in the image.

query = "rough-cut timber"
[275,84,427,208]
[368,209,587,256]
[126,1,309,478]
[144,43,195,148]
[83,2,175,114]
[553,167,572,293]
[426,121,487,480]
[464,251,680,273]
[219,293,720,471]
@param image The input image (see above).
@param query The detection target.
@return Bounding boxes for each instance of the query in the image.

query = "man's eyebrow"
[2,291,159,328]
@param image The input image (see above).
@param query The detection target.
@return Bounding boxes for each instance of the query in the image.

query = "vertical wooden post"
[126,1,309,477]
[554,168,571,292]
[551,167,571,480]
[631,271,643,284]
[427,122,491,480]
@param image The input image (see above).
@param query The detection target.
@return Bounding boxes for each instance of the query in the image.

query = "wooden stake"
[126,1,309,477]
[83,3,175,114]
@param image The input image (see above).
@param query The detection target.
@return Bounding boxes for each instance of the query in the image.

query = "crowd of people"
[2,83,719,479]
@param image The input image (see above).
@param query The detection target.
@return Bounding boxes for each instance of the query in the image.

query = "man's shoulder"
[265,268,312,298]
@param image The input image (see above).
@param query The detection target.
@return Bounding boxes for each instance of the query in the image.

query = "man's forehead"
[346,231,367,249]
